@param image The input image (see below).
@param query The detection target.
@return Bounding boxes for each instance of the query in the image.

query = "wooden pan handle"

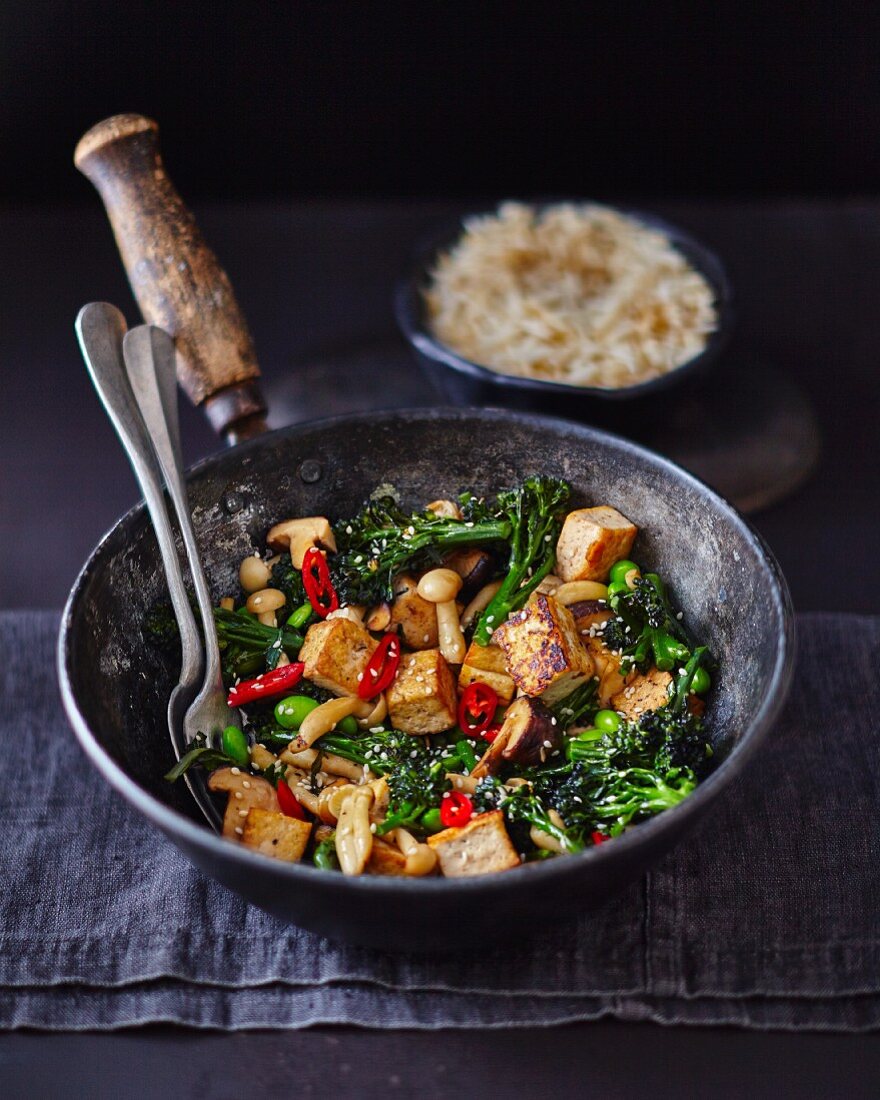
[74,113,267,443]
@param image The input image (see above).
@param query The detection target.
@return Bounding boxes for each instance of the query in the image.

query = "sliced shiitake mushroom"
[365,601,392,631]
[499,697,562,767]
[441,548,495,601]
[568,599,614,633]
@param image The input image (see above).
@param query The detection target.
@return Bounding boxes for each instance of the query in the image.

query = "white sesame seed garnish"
[370,823,377,834]
[676,611,684,620]
[234,791,243,800]
[239,809,248,818]
[231,767,241,775]
[542,739,552,748]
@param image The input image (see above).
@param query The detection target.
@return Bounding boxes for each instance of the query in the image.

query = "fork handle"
[122,325,226,705]
[74,114,266,443]
[74,303,203,726]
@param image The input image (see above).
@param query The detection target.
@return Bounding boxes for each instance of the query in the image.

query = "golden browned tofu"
[427,811,520,877]
[366,839,409,876]
[611,667,673,720]
[240,807,312,862]
[492,594,594,705]
[389,573,439,649]
[387,648,458,734]
[458,640,515,706]
[555,506,638,583]
[298,617,378,696]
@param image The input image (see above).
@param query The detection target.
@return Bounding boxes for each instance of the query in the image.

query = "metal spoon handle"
[122,326,225,703]
[75,303,203,705]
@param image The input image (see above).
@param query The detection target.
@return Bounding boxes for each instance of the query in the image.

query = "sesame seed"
[370,823,377,834]
[242,780,251,789]
[234,826,244,836]
[234,791,243,800]
[345,525,353,535]
[676,611,684,620]
[542,739,552,748]
[423,633,430,643]
[239,809,248,818]
[231,767,241,775]
[357,672,364,681]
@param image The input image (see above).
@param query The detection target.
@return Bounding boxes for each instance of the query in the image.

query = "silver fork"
[122,325,237,776]
[75,302,222,831]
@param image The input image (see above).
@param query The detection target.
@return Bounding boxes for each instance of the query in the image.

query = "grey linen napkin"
[2,610,879,1032]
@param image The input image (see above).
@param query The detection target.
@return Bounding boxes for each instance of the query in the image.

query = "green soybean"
[274,694,320,729]
[221,725,250,767]
[690,667,711,694]
[594,709,622,732]
[337,715,359,735]
[606,580,630,599]
[609,559,640,585]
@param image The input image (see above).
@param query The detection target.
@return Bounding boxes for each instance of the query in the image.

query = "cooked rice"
[424,202,717,389]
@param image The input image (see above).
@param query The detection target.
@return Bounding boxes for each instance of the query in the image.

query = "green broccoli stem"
[213,607,303,653]
[474,550,556,645]
[670,646,709,712]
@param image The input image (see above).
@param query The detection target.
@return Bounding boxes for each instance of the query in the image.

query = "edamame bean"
[609,559,640,585]
[221,725,250,767]
[691,668,711,694]
[274,695,320,730]
[606,580,630,599]
[337,715,359,735]
[594,709,622,732]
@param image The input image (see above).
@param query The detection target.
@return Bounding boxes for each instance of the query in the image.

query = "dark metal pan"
[58,116,795,951]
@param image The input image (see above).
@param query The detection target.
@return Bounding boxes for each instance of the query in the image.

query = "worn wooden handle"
[75,113,267,442]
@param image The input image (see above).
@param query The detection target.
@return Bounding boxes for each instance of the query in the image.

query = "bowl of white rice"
[395,202,732,412]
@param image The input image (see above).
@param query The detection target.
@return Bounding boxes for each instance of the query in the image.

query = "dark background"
[2,1,878,205]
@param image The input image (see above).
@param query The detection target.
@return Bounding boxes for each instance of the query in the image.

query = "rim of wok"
[57,407,795,897]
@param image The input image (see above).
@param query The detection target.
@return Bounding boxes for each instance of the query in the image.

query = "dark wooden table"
[2,199,878,1097]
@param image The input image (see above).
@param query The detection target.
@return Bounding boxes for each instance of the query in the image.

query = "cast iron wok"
[61,115,793,951]
[59,407,794,951]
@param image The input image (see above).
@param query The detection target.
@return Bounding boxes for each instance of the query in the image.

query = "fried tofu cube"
[492,594,594,705]
[298,616,378,696]
[555,506,638,583]
[389,573,439,649]
[427,811,520,877]
[611,666,673,719]
[458,640,515,706]
[240,807,312,862]
[387,648,458,734]
[367,839,409,876]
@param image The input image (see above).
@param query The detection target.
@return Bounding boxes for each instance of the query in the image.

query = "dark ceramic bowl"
[395,206,733,421]
[58,409,792,952]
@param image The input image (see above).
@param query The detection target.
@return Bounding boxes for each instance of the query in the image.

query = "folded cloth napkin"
[2,610,878,1032]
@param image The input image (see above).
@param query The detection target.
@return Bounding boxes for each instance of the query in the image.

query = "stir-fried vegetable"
[472,476,570,645]
[158,476,717,878]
